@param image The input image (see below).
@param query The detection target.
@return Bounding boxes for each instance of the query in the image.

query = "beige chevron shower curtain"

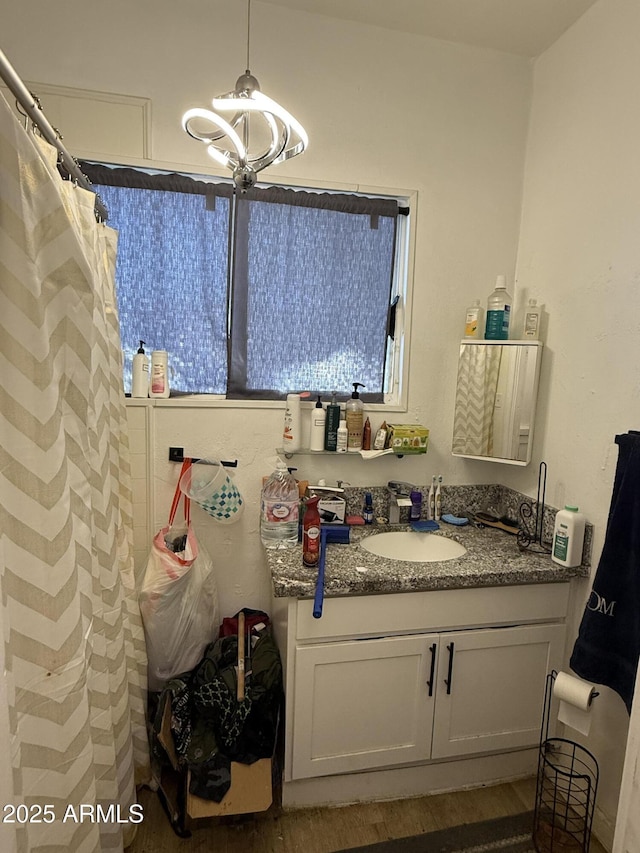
[0,92,149,852]
[452,343,503,457]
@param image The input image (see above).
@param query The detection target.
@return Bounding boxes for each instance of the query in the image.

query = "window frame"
[84,158,416,412]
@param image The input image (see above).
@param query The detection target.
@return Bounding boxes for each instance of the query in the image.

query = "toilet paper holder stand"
[533,670,599,853]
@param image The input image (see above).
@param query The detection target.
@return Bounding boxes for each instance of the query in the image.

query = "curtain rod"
[0,46,108,222]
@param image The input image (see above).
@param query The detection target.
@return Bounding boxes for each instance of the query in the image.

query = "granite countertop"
[266,522,590,599]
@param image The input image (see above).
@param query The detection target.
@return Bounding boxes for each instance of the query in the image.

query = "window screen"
[85,164,404,400]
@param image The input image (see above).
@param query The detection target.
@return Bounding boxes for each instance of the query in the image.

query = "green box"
[387,424,429,454]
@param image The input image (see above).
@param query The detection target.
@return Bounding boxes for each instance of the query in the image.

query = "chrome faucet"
[386,481,414,525]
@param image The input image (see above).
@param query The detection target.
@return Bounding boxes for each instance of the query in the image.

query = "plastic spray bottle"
[303,495,322,567]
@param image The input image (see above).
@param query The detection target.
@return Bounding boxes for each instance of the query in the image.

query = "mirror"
[452,341,542,465]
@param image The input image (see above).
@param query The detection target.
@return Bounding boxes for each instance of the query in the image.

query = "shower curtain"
[452,343,502,457]
[0,90,149,852]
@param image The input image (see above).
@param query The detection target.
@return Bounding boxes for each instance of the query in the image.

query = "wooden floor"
[126,775,607,853]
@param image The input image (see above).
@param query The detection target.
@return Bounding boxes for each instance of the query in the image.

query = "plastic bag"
[140,459,219,691]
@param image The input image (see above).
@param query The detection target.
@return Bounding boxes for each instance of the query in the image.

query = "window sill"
[123,396,408,413]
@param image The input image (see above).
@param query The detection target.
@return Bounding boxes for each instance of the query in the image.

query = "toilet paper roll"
[553,671,596,736]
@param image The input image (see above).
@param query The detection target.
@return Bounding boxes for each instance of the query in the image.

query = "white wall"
[0,0,533,610]
[515,0,640,845]
[11,0,639,844]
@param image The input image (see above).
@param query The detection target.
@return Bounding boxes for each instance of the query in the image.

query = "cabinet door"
[432,623,564,759]
[292,635,438,780]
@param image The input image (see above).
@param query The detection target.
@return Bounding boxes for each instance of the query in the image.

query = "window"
[83,164,410,402]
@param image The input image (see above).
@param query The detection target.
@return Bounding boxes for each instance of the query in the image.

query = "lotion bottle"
[336,420,348,452]
[346,382,365,452]
[552,505,586,568]
[131,340,149,398]
[283,393,302,452]
[310,396,326,451]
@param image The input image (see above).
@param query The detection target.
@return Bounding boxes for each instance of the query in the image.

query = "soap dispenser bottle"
[310,396,326,451]
[346,382,365,452]
[131,340,149,398]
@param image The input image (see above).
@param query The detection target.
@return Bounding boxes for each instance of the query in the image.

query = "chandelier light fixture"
[182,0,308,191]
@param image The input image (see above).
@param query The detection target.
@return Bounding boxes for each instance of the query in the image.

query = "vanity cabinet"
[273,584,569,783]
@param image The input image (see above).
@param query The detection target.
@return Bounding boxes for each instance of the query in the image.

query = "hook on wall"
[168,446,238,468]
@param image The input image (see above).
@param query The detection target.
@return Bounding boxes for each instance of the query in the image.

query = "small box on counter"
[306,487,346,524]
[386,424,429,454]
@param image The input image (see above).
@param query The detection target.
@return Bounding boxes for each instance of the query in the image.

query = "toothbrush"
[435,475,443,521]
[428,476,436,520]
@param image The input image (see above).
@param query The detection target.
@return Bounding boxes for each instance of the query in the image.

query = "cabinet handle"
[427,643,437,696]
[445,642,455,695]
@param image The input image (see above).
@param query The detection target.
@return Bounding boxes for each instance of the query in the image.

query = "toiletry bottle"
[428,476,436,520]
[435,475,443,521]
[336,420,348,452]
[149,350,170,398]
[283,393,302,452]
[463,300,484,339]
[260,460,300,549]
[310,395,326,451]
[303,495,322,567]
[552,505,586,568]
[324,391,340,451]
[363,492,374,524]
[523,298,541,339]
[346,382,365,452]
[484,275,512,340]
[374,421,387,450]
[131,340,149,398]
[410,489,422,521]
[362,417,372,451]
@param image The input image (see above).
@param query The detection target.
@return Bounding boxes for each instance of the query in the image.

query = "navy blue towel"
[570,431,640,714]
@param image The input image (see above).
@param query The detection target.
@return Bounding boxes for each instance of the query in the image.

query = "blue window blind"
[84,164,402,400]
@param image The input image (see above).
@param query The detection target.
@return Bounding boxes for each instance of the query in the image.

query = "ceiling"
[262,0,599,57]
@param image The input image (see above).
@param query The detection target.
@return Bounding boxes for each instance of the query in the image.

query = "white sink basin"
[360,531,466,562]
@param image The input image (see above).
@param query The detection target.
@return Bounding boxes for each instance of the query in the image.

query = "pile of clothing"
[152,609,282,802]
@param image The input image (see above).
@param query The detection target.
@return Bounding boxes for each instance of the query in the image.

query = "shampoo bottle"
[324,392,340,451]
[484,275,512,340]
[552,505,586,568]
[283,393,302,452]
[523,298,542,339]
[336,420,348,452]
[131,340,149,398]
[346,382,365,452]
[310,396,326,451]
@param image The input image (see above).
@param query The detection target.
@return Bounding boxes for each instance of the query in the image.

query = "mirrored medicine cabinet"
[452,340,543,466]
